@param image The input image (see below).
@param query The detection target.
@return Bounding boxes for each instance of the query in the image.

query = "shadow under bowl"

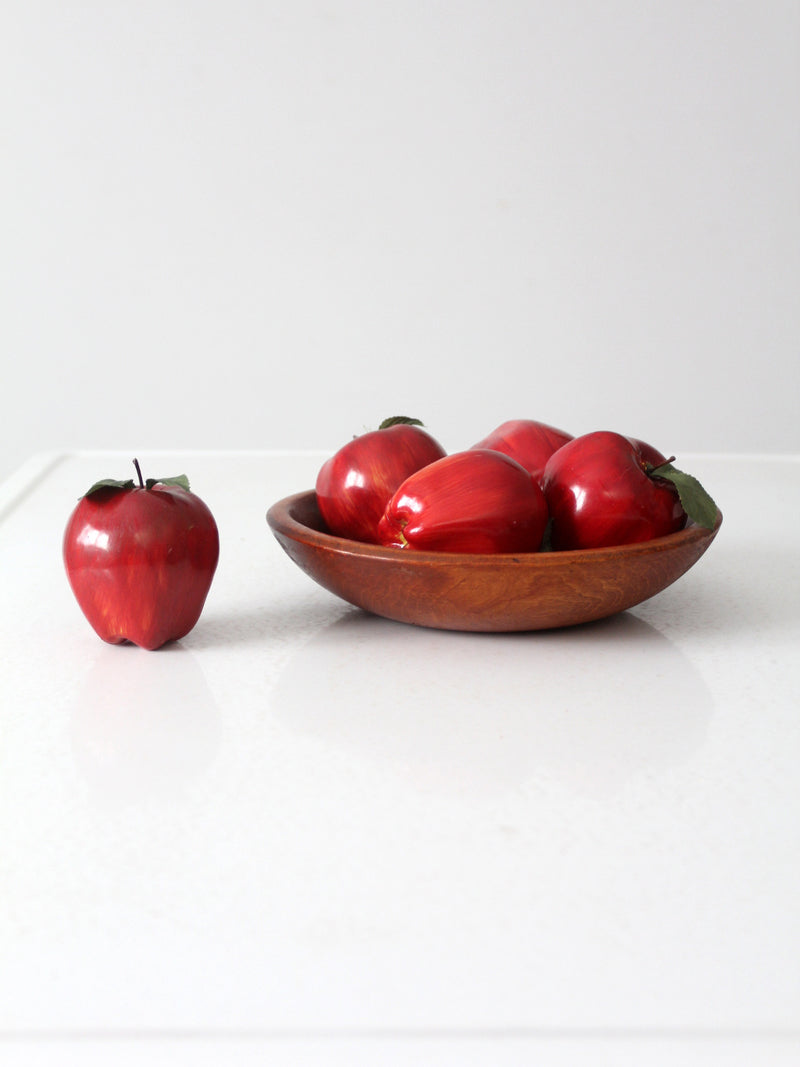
[267,491,722,633]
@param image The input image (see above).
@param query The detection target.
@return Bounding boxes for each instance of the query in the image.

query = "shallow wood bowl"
[267,491,722,632]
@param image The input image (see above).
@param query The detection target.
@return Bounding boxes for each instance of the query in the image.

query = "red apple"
[541,431,716,550]
[316,417,446,542]
[63,460,220,649]
[471,419,573,483]
[377,449,549,553]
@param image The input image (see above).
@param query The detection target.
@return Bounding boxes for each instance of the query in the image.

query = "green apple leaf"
[84,477,135,498]
[145,475,191,491]
[649,462,718,529]
[379,416,425,429]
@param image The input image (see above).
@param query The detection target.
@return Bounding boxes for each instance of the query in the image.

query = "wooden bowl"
[267,491,722,632]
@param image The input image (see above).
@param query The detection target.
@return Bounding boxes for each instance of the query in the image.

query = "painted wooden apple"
[63,460,219,649]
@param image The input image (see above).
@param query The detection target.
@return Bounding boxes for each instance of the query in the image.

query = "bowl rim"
[267,490,723,566]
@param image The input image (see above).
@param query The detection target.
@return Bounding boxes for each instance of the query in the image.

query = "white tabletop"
[1,450,798,1067]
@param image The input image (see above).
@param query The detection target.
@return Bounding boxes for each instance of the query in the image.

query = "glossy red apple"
[378,449,549,553]
[316,417,446,543]
[471,419,573,483]
[63,460,220,649]
[542,431,717,550]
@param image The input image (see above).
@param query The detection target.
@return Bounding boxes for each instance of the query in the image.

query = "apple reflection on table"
[69,641,222,807]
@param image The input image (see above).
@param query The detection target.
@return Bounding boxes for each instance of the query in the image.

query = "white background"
[2,0,798,484]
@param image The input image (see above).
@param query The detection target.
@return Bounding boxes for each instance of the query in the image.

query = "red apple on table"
[471,419,573,483]
[316,417,446,543]
[541,431,718,550]
[63,460,220,649]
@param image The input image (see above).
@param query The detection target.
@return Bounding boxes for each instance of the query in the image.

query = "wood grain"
[267,491,722,632]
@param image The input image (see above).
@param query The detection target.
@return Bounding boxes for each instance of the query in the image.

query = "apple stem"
[645,456,676,476]
[132,458,145,488]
